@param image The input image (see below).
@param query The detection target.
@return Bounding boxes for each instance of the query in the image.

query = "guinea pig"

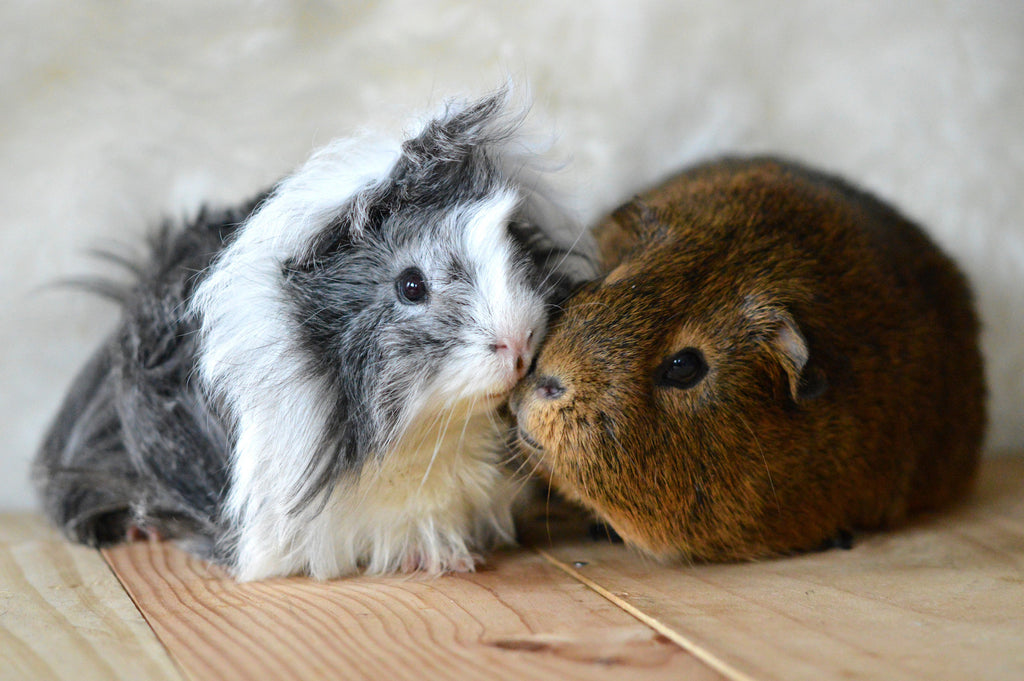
[34,91,594,581]
[512,156,985,562]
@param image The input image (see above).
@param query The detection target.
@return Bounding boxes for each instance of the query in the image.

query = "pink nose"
[493,331,534,381]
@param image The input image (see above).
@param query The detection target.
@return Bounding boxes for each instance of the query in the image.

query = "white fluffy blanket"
[2,1,1021,508]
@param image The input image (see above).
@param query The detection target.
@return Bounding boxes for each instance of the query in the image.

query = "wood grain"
[102,538,723,681]
[538,457,1024,681]
[0,513,182,681]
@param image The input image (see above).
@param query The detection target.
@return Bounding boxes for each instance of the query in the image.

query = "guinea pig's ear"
[764,309,828,403]
[287,181,394,272]
[594,198,656,269]
[288,213,357,272]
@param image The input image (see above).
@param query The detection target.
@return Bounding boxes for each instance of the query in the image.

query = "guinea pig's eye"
[656,348,708,390]
[396,267,428,304]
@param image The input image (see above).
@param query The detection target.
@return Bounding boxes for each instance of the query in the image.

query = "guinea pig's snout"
[493,328,535,381]
[534,375,566,401]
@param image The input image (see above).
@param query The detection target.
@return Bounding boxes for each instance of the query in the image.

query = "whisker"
[738,413,779,511]
[534,222,593,294]
[419,397,459,490]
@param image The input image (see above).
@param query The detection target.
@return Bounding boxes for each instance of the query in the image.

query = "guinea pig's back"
[824,171,986,512]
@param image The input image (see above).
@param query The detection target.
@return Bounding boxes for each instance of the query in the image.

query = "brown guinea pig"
[512,157,986,561]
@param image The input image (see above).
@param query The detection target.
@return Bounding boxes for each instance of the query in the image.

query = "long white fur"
[191,104,559,581]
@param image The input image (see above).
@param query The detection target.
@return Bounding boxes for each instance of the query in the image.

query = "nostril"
[494,336,533,381]
[493,338,523,357]
[536,375,565,400]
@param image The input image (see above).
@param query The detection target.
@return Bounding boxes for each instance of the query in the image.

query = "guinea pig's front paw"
[446,552,482,573]
[399,549,482,574]
[126,524,164,542]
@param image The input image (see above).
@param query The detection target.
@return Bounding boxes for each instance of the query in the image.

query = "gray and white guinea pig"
[512,157,985,562]
[34,91,594,581]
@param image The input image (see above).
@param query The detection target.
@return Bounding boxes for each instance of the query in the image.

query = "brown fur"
[512,157,986,561]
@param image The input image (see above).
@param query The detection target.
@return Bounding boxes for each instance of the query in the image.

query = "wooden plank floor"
[3,457,1023,681]
[99,538,716,681]
[0,514,180,681]
[539,457,1024,681]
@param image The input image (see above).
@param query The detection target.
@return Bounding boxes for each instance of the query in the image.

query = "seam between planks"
[535,548,759,681]
[100,548,192,681]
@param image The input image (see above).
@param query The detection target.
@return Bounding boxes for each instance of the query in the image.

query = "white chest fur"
[231,409,519,581]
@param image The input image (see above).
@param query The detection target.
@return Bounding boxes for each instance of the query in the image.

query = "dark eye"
[396,267,428,304]
[656,348,708,390]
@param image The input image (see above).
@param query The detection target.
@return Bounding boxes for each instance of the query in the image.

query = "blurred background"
[2,1,1022,509]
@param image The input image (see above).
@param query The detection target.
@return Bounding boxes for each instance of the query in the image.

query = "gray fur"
[35,201,259,561]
